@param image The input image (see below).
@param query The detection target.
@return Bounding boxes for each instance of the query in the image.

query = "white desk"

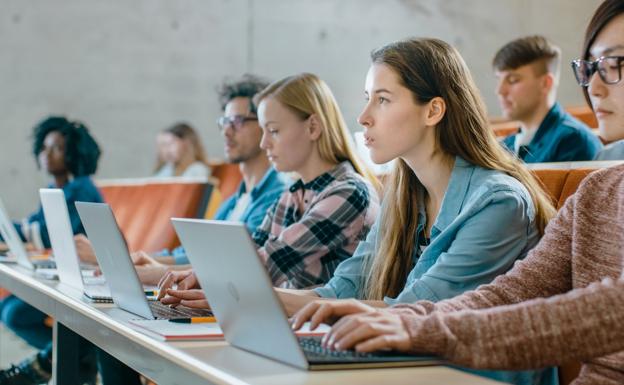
[0,263,503,385]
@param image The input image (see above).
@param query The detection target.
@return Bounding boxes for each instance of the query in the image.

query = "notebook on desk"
[128,319,330,342]
[172,218,442,370]
[76,202,214,320]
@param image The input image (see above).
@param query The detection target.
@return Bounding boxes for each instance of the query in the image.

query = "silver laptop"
[172,218,442,370]
[39,189,112,302]
[76,202,213,320]
[0,197,33,269]
[0,197,55,270]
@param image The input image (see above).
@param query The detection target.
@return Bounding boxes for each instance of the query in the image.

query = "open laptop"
[39,189,112,302]
[76,201,213,320]
[0,197,54,270]
[172,218,442,370]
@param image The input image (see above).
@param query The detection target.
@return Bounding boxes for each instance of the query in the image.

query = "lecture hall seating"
[96,162,241,253]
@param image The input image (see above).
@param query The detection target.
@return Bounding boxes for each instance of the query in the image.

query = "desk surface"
[0,263,502,385]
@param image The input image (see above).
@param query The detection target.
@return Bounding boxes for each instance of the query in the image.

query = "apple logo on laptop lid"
[227,281,240,302]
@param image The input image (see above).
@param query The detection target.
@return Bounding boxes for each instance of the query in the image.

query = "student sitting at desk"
[160,72,381,291]
[160,39,558,385]
[0,116,103,385]
[291,2,624,384]
[495,35,603,162]
[73,75,289,287]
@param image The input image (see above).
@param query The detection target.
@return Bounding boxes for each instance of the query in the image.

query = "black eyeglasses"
[216,115,258,132]
[571,56,624,86]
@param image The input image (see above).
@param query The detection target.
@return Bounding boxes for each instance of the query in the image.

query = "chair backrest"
[565,105,598,128]
[529,161,624,209]
[97,178,214,252]
[210,162,243,201]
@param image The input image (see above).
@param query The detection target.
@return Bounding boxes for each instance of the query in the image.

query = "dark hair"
[493,35,561,76]
[581,0,624,106]
[163,122,209,165]
[217,74,270,115]
[32,116,101,176]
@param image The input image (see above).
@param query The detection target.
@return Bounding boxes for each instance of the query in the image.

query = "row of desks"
[0,263,502,385]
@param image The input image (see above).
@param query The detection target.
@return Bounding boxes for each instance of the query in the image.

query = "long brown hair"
[363,38,557,300]
[254,73,380,190]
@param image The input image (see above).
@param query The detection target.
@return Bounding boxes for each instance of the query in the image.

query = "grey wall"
[0,0,602,217]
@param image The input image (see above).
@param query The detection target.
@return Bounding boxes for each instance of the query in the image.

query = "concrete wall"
[0,0,602,217]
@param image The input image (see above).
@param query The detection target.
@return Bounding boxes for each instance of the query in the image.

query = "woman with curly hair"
[0,116,103,385]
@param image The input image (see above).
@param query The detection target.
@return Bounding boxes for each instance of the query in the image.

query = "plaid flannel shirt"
[252,161,379,289]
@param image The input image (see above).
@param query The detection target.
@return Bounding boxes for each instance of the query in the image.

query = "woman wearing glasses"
[292,1,624,383]
[152,122,211,178]
[587,19,624,161]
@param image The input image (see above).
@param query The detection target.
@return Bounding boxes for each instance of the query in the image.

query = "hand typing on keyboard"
[292,299,412,353]
[157,270,210,309]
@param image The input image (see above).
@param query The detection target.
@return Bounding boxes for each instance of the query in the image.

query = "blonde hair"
[363,38,557,300]
[254,73,380,190]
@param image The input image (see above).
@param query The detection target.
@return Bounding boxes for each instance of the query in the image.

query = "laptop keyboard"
[299,337,379,360]
[148,301,213,319]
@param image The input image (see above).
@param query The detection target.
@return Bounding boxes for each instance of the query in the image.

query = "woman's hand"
[290,299,374,330]
[291,299,412,353]
[157,270,202,306]
[161,288,210,309]
[320,309,412,353]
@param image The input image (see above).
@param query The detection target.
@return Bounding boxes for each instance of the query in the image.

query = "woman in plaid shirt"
[250,73,381,289]
[158,73,381,301]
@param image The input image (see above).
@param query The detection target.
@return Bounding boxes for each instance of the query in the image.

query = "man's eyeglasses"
[571,56,624,87]
[216,115,257,132]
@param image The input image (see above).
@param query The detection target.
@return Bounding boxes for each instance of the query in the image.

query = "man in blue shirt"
[494,35,603,162]
[167,75,288,265]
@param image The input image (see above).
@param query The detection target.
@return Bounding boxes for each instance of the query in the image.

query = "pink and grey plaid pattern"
[252,161,379,289]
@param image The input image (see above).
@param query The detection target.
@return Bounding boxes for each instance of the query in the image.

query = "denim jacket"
[315,156,539,302]
[315,157,557,385]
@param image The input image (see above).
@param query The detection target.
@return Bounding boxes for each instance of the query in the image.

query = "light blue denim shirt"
[314,156,557,385]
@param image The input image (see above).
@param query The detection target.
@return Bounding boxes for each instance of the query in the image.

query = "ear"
[425,97,446,126]
[542,73,555,95]
[307,114,324,141]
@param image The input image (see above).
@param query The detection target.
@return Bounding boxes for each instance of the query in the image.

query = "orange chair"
[491,120,519,138]
[98,179,214,253]
[210,162,243,200]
